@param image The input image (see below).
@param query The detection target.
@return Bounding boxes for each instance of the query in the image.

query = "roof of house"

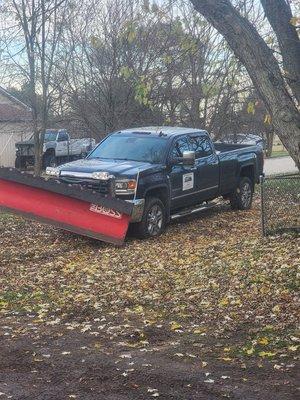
[0,86,32,122]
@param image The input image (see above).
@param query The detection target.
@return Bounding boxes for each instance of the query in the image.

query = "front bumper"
[57,171,145,222]
[127,199,145,222]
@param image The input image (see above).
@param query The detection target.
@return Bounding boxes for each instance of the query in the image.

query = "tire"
[134,197,166,239]
[43,153,57,168]
[229,177,254,210]
[15,156,27,170]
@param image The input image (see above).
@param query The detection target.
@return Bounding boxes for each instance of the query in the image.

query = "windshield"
[44,131,58,142]
[29,131,58,142]
[88,134,168,163]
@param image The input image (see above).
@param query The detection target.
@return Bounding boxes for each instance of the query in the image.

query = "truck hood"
[59,158,163,178]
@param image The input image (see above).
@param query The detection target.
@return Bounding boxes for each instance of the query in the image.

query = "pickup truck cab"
[15,129,95,169]
[51,126,264,238]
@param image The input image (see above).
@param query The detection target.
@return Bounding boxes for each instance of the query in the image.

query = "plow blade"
[0,168,133,245]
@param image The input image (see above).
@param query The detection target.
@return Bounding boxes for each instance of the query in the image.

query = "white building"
[0,86,32,167]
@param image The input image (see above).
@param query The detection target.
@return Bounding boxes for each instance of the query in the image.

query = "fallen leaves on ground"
[0,200,299,364]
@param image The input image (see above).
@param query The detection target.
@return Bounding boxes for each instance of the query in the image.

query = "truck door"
[168,136,199,209]
[188,134,219,201]
[56,131,70,157]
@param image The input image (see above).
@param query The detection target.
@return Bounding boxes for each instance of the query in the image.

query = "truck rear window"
[88,134,168,164]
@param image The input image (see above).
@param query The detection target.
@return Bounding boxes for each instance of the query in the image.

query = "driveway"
[264,156,298,175]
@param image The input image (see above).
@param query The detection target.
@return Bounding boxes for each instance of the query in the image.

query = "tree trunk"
[261,0,300,104]
[33,129,42,176]
[190,0,300,170]
[265,130,274,158]
[28,44,42,176]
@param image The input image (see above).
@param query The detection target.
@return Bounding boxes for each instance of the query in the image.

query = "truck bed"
[68,138,96,156]
[213,141,264,194]
[214,142,258,153]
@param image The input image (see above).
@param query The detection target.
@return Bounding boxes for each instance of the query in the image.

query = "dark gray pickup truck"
[47,126,264,238]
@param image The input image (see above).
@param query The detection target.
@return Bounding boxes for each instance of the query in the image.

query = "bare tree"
[190,0,300,169]
[55,0,253,138]
[55,0,175,136]
[1,0,69,174]
[1,0,263,148]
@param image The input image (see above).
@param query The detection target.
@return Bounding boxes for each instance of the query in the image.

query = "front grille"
[60,177,109,195]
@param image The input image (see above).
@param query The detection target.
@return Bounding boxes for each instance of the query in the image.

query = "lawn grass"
[270,143,289,158]
[270,150,289,158]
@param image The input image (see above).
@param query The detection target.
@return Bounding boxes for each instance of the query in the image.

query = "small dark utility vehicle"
[49,126,264,238]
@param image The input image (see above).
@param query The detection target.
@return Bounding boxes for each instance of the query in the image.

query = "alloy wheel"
[241,182,252,208]
[146,204,163,236]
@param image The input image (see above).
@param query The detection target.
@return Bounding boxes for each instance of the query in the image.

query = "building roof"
[0,86,32,122]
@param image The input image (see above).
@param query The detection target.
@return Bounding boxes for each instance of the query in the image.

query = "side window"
[170,137,190,159]
[58,132,69,142]
[189,135,212,158]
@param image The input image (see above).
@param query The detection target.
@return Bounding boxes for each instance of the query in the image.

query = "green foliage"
[134,77,152,106]
[90,35,102,49]
[264,114,272,125]
[180,37,198,54]
[202,83,221,98]
[162,55,172,65]
[121,21,138,44]
[120,66,134,80]
[247,101,255,115]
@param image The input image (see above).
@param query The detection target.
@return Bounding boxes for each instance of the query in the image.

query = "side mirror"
[182,151,195,166]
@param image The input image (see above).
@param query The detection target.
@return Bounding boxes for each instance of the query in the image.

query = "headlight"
[46,167,60,177]
[115,180,136,194]
[92,171,111,180]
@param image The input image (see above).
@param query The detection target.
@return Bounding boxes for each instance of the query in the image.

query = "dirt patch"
[0,316,299,400]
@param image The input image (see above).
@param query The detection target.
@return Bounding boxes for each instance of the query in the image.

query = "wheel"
[43,153,57,168]
[229,177,253,210]
[15,156,22,169]
[15,156,26,169]
[134,197,166,239]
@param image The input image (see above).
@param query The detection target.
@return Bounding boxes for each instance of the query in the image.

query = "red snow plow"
[0,168,133,245]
